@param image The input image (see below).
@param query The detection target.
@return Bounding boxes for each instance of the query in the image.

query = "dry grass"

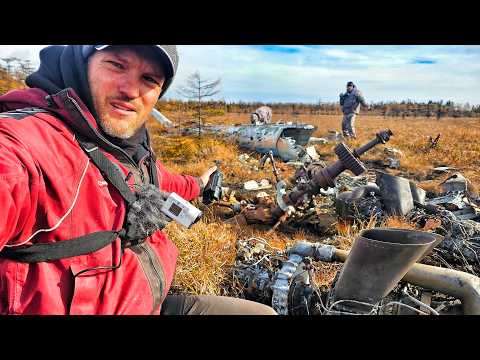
[148,112,480,295]
[165,214,238,296]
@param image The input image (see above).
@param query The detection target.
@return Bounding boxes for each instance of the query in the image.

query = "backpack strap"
[0,230,125,263]
[76,138,137,205]
[0,108,160,263]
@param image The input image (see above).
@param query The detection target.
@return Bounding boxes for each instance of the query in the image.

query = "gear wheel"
[334,143,366,176]
[376,129,394,144]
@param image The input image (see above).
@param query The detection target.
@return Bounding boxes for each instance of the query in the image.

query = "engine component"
[334,143,366,176]
[232,227,480,315]
[375,171,415,216]
[331,228,441,313]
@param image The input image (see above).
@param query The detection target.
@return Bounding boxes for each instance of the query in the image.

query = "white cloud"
[1,45,479,105]
[0,45,48,68]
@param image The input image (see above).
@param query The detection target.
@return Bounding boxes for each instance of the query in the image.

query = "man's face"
[88,46,165,139]
[346,85,353,93]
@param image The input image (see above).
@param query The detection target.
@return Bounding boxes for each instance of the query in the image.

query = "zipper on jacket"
[130,242,165,314]
[64,93,145,179]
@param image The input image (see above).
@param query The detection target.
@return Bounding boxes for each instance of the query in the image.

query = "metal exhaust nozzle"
[332,228,440,312]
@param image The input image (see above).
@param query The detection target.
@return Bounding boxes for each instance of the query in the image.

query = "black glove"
[124,184,172,244]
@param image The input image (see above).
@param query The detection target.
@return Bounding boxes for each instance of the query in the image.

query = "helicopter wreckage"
[183,122,319,163]
[200,129,480,315]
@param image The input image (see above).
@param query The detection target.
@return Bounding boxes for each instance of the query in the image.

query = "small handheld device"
[202,161,223,205]
[161,192,203,228]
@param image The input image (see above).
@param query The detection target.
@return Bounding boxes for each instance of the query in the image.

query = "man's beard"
[98,114,146,139]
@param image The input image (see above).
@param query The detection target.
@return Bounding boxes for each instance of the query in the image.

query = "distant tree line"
[159,99,480,118]
[0,57,35,83]
[1,59,479,119]
[0,67,26,95]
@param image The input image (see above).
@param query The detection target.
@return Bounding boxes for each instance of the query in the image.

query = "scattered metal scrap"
[195,121,480,314]
[327,167,480,273]
[225,129,393,230]
[232,228,480,315]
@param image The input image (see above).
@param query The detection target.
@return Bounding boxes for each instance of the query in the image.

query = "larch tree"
[177,70,221,136]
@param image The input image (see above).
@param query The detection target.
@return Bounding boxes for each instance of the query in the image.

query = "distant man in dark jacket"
[339,81,368,139]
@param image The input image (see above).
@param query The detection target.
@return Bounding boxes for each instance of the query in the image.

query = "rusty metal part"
[353,130,393,157]
[241,205,275,224]
[318,242,480,315]
[332,228,440,312]
[259,151,281,183]
[268,212,291,235]
[334,143,366,176]
[234,130,393,227]
[271,129,393,220]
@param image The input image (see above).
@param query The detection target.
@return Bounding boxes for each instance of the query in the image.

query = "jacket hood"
[25,45,99,120]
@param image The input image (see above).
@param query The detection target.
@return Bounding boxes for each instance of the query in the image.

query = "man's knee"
[240,300,277,315]
[184,295,277,315]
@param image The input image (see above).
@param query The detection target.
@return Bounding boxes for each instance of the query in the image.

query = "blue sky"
[1,45,479,105]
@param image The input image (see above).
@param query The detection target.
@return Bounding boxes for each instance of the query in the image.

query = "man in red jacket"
[0,45,276,315]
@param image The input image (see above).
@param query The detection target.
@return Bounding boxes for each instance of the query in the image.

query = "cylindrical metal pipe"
[354,138,382,158]
[327,246,480,315]
[354,129,393,157]
[332,228,438,307]
[402,263,480,315]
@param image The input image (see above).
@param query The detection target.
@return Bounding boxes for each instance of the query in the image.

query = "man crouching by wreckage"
[0,45,276,315]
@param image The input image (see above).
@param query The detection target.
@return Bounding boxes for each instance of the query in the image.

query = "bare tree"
[177,70,221,136]
[1,57,20,76]
[16,59,34,82]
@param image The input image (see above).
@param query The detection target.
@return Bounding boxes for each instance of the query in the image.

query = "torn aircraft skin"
[187,123,317,162]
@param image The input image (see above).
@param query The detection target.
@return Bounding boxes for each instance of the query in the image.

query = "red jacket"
[0,87,200,314]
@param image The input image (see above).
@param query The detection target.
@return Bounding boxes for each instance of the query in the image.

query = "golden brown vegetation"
[0,68,26,95]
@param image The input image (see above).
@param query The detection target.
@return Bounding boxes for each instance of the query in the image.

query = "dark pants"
[160,295,277,315]
[342,113,357,138]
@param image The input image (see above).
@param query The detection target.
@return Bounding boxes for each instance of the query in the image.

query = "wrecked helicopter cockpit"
[183,122,318,163]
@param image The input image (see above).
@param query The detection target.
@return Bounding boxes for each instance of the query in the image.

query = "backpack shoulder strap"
[76,138,137,205]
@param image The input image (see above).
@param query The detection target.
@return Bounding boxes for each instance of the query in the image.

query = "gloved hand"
[199,166,218,190]
[124,184,172,244]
